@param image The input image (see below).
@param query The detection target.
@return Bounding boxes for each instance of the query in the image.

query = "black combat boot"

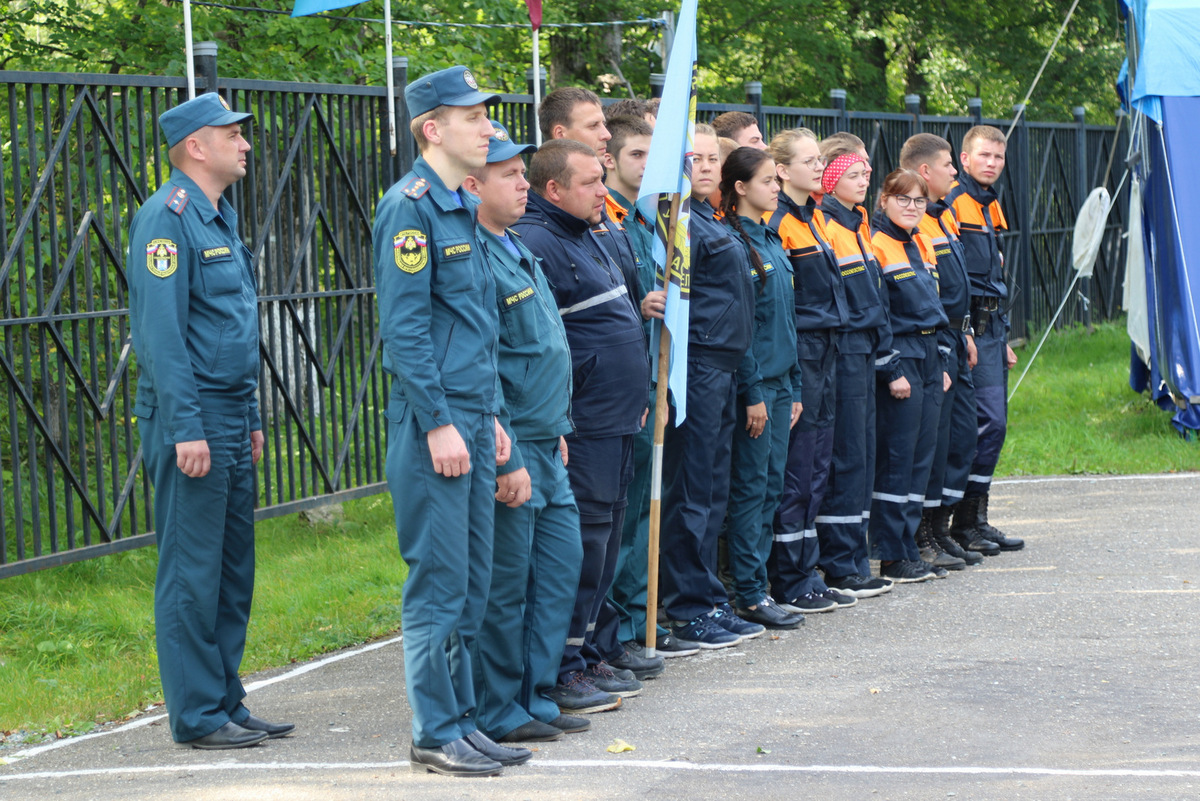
[975,492,1025,551]
[949,496,1000,556]
[931,504,982,565]
[916,509,966,571]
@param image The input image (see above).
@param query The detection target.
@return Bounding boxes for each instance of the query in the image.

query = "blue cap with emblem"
[405,66,501,118]
[486,122,536,163]
[160,92,253,148]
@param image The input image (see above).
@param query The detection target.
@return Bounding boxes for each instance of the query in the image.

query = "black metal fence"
[0,65,1125,577]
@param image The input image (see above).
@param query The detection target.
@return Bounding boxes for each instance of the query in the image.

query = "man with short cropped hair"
[514,139,652,711]
[712,110,766,149]
[944,125,1025,554]
[374,65,530,777]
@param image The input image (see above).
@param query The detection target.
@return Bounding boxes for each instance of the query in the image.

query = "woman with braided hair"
[714,147,805,630]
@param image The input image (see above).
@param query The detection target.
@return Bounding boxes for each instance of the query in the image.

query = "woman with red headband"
[867,169,953,582]
[803,142,894,602]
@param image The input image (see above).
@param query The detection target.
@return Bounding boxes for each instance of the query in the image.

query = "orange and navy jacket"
[870,212,950,380]
[945,173,1008,300]
[815,197,887,355]
[917,199,970,321]
[765,192,848,332]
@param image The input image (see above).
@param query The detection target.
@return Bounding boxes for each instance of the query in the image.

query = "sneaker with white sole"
[669,614,740,649]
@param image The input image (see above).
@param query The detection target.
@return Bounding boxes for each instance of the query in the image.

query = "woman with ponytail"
[713,147,805,630]
[867,169,952,582]
[641,125,762,648]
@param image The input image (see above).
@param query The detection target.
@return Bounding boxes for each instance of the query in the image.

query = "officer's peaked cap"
[405,66,500,118]
[160,92,253,148]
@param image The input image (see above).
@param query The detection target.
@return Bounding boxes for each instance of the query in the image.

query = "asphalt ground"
[3,473,1199,800]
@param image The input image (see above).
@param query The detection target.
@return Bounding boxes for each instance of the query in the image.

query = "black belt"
[947,316,971,333]
[919,328,937,335]
[971,296,1000,312]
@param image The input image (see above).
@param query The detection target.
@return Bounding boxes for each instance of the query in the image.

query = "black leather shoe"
[240,714,295,739]
[497,719,563,743]
[410,738,502,777]
[735,598,803,629]
[465,729,532,766]
[186,721,268,750]
[549,713,591,733]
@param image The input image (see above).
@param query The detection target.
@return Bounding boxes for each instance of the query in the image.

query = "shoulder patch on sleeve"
[394,229,429,273]
[164,187,189,216]
[146,239,179,278]
[400,176,430,199]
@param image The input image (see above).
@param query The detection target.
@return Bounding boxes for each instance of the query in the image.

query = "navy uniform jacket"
[476,224,573,474]
[816,198,889,357]
[731,216,802,404]
[513,192,649,438]
[591,205,645,321]
[870,212,950,381]
[767,193,849,332]
[686,199,755,373]
[605,189,657,341]
[128,169,260,441]
[945,174,1008,300]
[374,157,501,430]
[920,199,971,322]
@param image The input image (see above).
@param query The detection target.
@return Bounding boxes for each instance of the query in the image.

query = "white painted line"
[3,635,404,763]
[994,473,1198,485]
[6,759,1200,782]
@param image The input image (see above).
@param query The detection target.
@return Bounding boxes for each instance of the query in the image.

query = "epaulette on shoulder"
[164,187,190,216]
[400,175,430,199]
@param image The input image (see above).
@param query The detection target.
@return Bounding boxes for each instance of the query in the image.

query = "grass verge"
[0,494,404,741]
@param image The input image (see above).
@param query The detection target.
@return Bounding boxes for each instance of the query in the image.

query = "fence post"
[905,93,921,138]
[968,97,983,126]
[391,56,411,182]
[194,41,218,95]
[649,73,665,99]
[1073,105,1092,330]
[1012,102,1034,339]
[745,81,764,135]
[830,88,847,132]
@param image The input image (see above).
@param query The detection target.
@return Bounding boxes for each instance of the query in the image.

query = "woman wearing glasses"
[867,169,952,582]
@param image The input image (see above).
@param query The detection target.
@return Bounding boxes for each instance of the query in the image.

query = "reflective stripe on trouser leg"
[817,346,873,580]
[967,315,1008,497]
[474,438,582,739]
[660,363,737,623]
[868,339,944,562]
[390,407,495,748]
[926,329,972,505]
[727,381,792,608]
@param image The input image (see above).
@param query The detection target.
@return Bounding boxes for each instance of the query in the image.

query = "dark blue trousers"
[660,361,737,622]
[966,312,1008,498]
[817,331,876,580]
[770,329,837,601]
[727,378,793,608]
[474,438,582,740]
[387,406,496,747]
[926,329,977,507]
[142,410,255,743]
[869,335,945,561]
[560,433,634,681]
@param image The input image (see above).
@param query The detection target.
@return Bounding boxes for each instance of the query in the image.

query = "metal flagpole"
[385,0,397,154]
[184,0,196,99]
[532,27,542,145]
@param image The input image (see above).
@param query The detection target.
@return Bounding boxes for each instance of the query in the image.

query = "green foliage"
[1,0,1125,121]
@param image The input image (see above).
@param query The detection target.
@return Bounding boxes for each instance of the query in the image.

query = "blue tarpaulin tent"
[1121,0,1200,431]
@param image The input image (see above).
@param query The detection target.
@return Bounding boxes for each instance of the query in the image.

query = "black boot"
[949,497,1000,556]
[931,505,982,565]
[917,509,965,571]
[975,492,1024,551]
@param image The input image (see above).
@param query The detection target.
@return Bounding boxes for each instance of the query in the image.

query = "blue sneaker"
[669,613,740,650]
[713,603,766,640]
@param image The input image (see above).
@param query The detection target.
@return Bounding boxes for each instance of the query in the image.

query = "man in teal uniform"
[376,67,531,777]
[128,92,292,749]
[464,123,592,744]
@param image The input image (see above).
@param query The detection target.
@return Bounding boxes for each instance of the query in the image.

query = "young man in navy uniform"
[463,123,591,743]
[128,92,292,749]
[374,66,530,777]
